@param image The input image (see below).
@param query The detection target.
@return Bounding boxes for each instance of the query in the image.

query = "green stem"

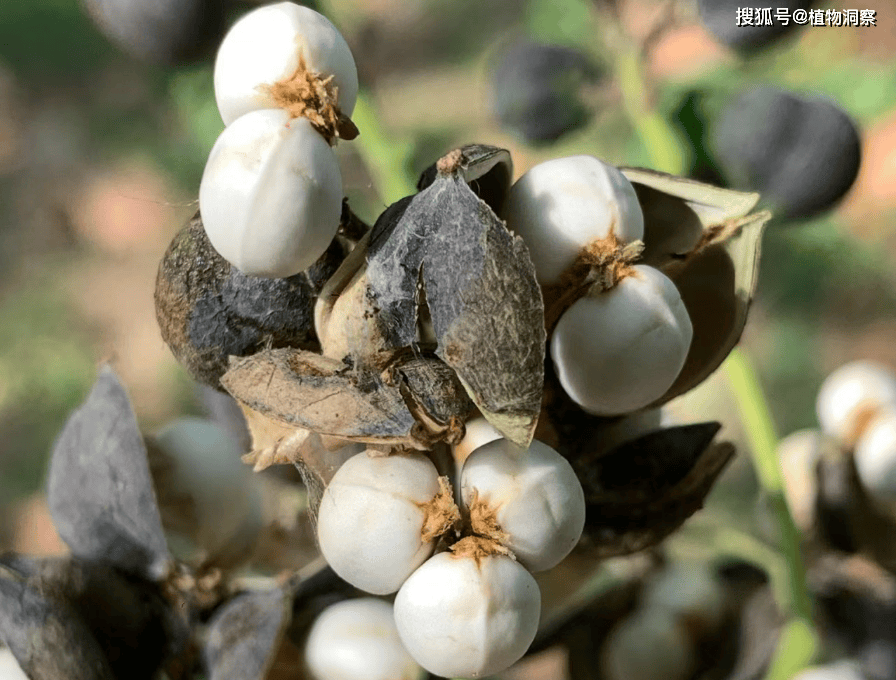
[350,92,418,205]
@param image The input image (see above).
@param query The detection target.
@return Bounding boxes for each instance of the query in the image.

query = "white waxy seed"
[152,417,263,564]
[316,451,442,595]
[213,1,358,126]
[778,429,829,533]
[460,438,585,572]
[791,662,865,680]
[503,155,644,286]
[640,562,726,635]
[0,648,27,680]
[305,598,424,680]
[854,409,896,513]
[550,264,693,416]
[199,109,343,279]
[601,608,695,680]
[393,551,541,679]
[451,416,503,470]
[816,360,896,447]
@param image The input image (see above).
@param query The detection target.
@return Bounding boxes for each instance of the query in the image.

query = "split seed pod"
[155,211,345,388]
[317,146,545,447]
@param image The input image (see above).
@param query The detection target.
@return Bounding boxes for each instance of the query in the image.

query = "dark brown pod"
[155,210,349,389]
[416,143,514,214]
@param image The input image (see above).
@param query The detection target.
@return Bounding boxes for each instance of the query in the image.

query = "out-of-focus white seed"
[393,548,541,678]
[550,264,693,415]
[816,360,896,447]
[778,429,830,534]
[601,608,695,680]
[460,438,585,572]
[0,648,27,680]
[316,452,448,595]
[152,417,263,565]
[639,562,726,637]
[855,409,896,513]
[304,598,424,680]
[791,661,865,680]
[503,155,644,286]
[199,109,343,279]
[213,2,358,126]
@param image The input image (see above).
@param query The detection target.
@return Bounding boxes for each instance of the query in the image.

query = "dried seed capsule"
[461,438,585,572]
[816,360,896,447]
[778,429,832,534]
[213,1,358,126]
[305,598,424,680]
[697,0,811,52]
[316,451,458,595]
[502,155,644,286]
[393,542,541,678]
[551,264,693,415]
[199,109,343,278]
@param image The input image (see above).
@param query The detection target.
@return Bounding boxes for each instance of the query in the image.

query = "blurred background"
[0,0,894,600]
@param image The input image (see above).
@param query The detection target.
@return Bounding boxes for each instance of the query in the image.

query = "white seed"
[854,409,896,513]
[0,648,27,680]
[460,438,585,572]
[601,608,695,680]
[550,264,692,415]
[316,451,443,595]
[503,155,644,286]
[393,550,541,678]
[305,598,424,680]
[791,661,864,680]
[778,429,830,533]
[452,416,503,470]
[152,417,263,565]
[639,562,726,636]
[816,360,896,447]
[213,2,358,126]
[199,109,343,278]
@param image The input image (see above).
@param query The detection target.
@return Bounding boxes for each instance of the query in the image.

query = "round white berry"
[550,264,692,415]
[461,438,585,572]
[854,410,896,512]
[640,563,726,635]
[152,417,263,565]
[213,2,358,126]
[304,598,424,680]
[199,108,343,278]
[452,416,503,470]
[503,155,644,286]
[0,648,27,680]
[601,608,695,680]
[316,451,448,595]
[816,360,896,447]
[393,547,541,678]
[778,429,829,533]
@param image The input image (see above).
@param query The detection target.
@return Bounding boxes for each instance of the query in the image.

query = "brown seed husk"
[419,476,461,543]
[542,234,644,332]
[467,488,509,545]
[449,535,513,567]
[262,54,357,144]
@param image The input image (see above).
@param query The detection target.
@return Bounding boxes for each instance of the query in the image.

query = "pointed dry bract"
[47,366,170,581]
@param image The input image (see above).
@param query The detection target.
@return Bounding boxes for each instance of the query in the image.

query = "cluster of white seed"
[503,155,694,415]
[316,431,586,678]
[780,360,896,530]
[199,2,358,278]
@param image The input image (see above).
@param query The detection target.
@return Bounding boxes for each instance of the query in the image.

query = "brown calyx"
[419,476,461,543]
[542,234,644,332]
[449,535,513,567]
[263,54,358,145]
[467,488,509,545]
